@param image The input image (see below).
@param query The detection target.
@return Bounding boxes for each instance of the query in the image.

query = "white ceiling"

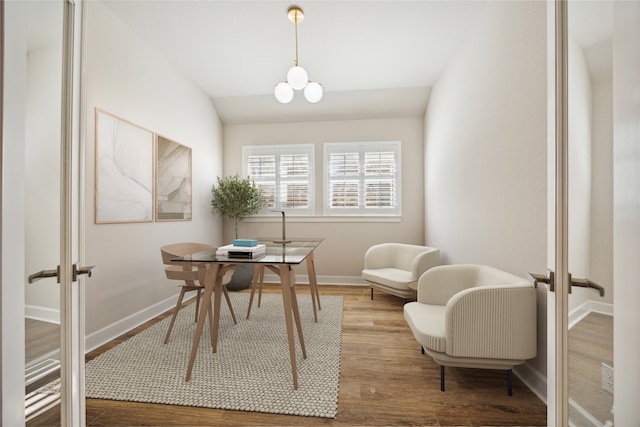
[98,0,491,124]
[26,1,614,124]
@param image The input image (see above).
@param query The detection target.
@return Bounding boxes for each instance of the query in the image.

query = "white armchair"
[403,264,537,395]
[362,243,440,300]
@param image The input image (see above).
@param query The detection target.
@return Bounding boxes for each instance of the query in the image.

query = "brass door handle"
[73,264,95,281]
[529,270,555,292]
[529,271,604,297]
[569,273,605,297]
[28,264,95,284]
[28,267,60,284]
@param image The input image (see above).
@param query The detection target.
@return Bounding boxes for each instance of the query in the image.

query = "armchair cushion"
[362,268,413,291]
[403,303,447,353]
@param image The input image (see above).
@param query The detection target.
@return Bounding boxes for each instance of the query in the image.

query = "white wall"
[423,0,547,381]
[223,118,425,281]
[612,2,640,423]
[567,38,593,311]
[589,72,613,305]
[24,45,61,315]
[83,2,224,337]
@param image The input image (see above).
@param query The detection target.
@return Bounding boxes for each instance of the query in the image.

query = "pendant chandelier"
[274,6,323,104]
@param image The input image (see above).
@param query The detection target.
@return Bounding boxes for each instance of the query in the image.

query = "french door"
[549,1,640,425]
[2,0,86,425]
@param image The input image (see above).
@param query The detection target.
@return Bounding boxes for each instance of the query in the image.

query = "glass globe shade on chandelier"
[274,6,323,104]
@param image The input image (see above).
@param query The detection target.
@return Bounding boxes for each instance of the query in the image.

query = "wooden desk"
[172,238,323,390]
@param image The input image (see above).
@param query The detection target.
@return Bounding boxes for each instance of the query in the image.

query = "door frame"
[60,0,86,425]
[547,0,569,425]
[547,1,640,425]
[553,0,570,420]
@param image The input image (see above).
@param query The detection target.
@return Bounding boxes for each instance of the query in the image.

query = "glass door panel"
[23,0,64,423]
[567,2,614,425]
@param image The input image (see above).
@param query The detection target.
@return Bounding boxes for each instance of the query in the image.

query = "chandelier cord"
[294,9,299,67]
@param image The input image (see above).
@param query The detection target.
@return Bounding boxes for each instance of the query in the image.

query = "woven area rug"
[85,292,343,418]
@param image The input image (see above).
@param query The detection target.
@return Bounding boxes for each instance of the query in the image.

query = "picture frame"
[155,135,192,221]
[95,109,154,224]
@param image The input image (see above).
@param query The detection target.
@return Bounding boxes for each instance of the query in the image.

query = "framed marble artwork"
[95,109,154,223]
[155,135,192,221]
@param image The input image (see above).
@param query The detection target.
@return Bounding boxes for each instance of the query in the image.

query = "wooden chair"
[160,242,237,344]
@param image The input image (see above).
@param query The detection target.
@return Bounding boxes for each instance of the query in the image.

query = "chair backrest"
[160,242,215,265]
[160,242,216,284]
[366,243,437,271]
[390,244,434,271]
[418,264,530,305]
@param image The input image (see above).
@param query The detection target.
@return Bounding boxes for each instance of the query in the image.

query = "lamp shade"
[287,66,308,90]
[304,81,323,103]
[274,82,294,104]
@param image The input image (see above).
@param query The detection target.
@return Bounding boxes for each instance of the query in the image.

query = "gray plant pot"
[226,264,255,291]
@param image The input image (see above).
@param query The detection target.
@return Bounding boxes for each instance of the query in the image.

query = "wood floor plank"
[27,285,547,426]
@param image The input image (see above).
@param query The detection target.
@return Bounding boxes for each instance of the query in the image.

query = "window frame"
[242,144,315,216]
[323,141,402,216]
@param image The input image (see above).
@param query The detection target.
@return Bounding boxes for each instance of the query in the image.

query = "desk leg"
[185,263,220,381]
[306,251,321,322]
[289,268,307,359]
[280,264,299,389]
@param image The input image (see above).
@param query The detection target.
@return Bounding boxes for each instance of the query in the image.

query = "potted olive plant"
[210,174,263,290]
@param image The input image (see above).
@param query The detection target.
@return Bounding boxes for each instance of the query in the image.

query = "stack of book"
[216,240,266,259]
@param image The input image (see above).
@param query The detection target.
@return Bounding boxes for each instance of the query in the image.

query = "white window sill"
[245,215,402,223]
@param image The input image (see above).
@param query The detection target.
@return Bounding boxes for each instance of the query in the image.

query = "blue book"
[233,239,258,247]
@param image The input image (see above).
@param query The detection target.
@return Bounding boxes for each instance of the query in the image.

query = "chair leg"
[222,286,238,324]
[194,288,202,323]
[370,288,374,300]
[257,265,265,307]
[507,369,513,396]
[440,365,445,392]
[246,265,263,319]
[164,287,187,344]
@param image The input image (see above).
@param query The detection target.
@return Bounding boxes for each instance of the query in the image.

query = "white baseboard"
[25,305,60,324]
[569,300,613,329]
[262,274,367,286]
[569,398,606,427]
[84,293,183,353]
[514,362,548,404]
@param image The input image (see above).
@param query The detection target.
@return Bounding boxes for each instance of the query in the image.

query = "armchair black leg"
[507,369,513,396]
[370,288,374,300]
[440,365,445,391]
[421,346,424,354]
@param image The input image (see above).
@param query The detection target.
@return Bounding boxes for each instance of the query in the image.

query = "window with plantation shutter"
[243,145,314,215]
[324,142,401,216]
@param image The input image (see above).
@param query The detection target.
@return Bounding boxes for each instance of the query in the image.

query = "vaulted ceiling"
[29,1,613,125]
[99,1,490,124]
